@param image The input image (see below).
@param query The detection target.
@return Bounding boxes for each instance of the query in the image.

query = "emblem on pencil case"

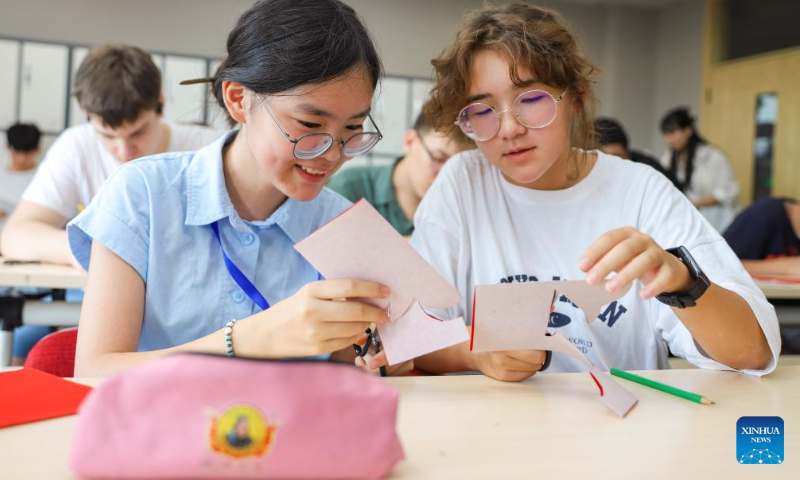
[737,416,783,464]
[208,404,279,459]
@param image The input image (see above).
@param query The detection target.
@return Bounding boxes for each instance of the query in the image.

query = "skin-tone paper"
[295,200,468,365]
[471,281,638,417]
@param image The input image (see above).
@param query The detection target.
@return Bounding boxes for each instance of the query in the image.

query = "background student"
[1,43,221,266]
[724,196,800,278]
[724,196,800,354]
[594,117,679,189]
[0,122,49,366]
[328,105,471,236]
[408,3,777,380]
[0,123,41,237]
[67,0,409,377]
[659,107,739,232]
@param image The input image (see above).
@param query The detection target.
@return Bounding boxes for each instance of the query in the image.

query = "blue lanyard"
[211,220,321,311]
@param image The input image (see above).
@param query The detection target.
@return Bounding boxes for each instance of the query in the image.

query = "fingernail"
[586,271,598,284]
[640,288,650,299]
[381,286,391,298]
[578,257,590,270]
[607,280,618,292]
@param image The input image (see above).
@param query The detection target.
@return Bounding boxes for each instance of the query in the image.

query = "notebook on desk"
[0,368,92,428]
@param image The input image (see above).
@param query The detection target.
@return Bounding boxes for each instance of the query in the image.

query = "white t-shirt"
[0,168,36,233]
[22,121,222,222]
[411,149,780,376]
[660,144,739,232]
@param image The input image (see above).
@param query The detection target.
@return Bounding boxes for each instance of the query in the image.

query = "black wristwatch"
[655,246,710,308]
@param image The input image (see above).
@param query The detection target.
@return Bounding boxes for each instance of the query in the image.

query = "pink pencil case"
[70,353,404,479]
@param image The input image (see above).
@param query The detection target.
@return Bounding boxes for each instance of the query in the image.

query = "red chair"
[23,328,78,377]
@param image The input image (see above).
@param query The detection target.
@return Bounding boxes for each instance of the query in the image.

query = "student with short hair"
[594,117,679,189]
[410,3,778,380]
[68,0,407,377]
[724,197,800,277]
[328,105,471,236]
[1,122,47,366]
[1,123,41,233]
[1,43,220,266]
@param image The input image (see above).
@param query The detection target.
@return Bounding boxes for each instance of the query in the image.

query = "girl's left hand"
[578,227,693,299]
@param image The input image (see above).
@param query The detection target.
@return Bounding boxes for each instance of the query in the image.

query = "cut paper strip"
[295,200,461,322]
[539,333,638,417]
[549,281,630,324]
[0,369,93,428]
[471,281,637,417]
[378,301,470,366]
[590,368,640,417]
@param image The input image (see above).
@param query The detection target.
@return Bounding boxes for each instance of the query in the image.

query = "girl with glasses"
[67,0,406,377]
[411,3,777,380]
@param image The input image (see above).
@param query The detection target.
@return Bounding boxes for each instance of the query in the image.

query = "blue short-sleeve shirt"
[67,131,352,352]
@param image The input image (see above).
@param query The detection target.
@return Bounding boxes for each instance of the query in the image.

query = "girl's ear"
[222,81,248,125]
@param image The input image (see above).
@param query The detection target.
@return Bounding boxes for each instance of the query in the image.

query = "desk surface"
[0,257,86,289]
[0,366,797,479]
[758,281,800,300]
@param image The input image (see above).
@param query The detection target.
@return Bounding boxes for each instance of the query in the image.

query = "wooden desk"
[758,281,800,328]
[758,281,800,300]
[0,258,86,366]
[0,258,86,290]
[0,366,797,479]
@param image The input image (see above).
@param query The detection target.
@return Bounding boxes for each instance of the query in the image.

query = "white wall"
[652,0,705,155]
[0,0,704,152]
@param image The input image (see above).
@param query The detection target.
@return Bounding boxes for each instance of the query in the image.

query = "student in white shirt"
[410,3,778,380]
[659,107,739,232]
[0,123,40,237]
[0,43,220,266]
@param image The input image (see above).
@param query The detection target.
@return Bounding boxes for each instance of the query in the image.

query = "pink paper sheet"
[295,200,461,321]
[295,200,467,365]
[379,301,469,366]
[471,281,638,417]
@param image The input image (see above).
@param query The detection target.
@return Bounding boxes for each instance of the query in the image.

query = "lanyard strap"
[212,220,271,310]
[212,220,323,311]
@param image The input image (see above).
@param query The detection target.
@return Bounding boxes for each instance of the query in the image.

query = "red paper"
[0,368,92,428]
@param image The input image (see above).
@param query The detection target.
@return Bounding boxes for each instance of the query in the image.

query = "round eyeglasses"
[454,89,567,142]
[264,104,383,160]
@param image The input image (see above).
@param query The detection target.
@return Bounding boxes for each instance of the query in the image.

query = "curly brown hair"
[424,3,599,156]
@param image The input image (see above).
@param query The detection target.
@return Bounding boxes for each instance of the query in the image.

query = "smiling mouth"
[297,164,328,175]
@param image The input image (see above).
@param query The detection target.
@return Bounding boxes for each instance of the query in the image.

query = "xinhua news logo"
[737,416,784,464]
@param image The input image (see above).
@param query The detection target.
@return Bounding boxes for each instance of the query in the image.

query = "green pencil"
[610,368,715,405]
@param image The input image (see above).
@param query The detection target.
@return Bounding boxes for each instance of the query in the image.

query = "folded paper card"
[471,281,638,417]
[295,200,468,365]
[0,368,92,429]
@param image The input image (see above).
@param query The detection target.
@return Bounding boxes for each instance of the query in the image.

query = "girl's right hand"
[252,279,390,358]
[468,350,548,382]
